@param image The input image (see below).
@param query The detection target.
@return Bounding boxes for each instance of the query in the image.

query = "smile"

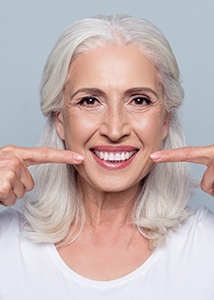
[93,150,138,162]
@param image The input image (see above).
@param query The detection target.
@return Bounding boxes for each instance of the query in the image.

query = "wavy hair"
[23,15,192,247]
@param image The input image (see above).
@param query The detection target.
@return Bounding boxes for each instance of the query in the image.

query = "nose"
[99,105,131,142]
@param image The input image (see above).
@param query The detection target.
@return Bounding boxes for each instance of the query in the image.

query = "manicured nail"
[150,152,161,160]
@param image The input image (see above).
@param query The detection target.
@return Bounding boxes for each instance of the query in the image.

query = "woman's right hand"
[0,145,84,206]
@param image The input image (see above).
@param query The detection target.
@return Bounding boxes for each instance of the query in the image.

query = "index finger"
[150,145,214,166]
[16,147,84,166]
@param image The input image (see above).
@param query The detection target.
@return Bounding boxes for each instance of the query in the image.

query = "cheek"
[63,113,99,150]
[134,114,166,146]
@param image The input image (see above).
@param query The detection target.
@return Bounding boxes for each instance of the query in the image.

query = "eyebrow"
[124,87,158,98]
[70,88,105,100]
[70,87,159,100]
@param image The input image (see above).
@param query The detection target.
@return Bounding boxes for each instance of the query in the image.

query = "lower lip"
[91,151,137,170]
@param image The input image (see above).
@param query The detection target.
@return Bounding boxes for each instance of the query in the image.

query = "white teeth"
[109,153,114,161]
[121,153,125,161]
[104,152,108,160]
[94,150,136,162]
[114,153,121,161]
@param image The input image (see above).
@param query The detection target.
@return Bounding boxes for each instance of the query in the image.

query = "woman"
[0,15,214,299]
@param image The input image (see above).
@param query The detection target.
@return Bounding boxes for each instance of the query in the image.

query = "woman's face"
[55,45,169,193]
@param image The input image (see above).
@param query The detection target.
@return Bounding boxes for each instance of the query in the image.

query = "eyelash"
[131,96,153,106]
[77,95,153,106]
[78,96,99,105]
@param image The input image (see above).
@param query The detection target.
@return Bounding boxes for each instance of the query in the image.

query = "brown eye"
[133,96,152,105]
[79,97,98,105]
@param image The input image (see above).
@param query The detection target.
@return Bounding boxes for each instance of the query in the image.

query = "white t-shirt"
[0,206,214,300]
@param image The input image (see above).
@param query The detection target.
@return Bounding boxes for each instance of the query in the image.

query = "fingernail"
[73,154,84,162]
[150,152,161,160]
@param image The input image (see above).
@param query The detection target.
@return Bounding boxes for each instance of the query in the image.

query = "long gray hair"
[23,15,192,247]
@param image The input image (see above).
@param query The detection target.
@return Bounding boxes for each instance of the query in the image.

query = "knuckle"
[4,195,17,207]
[0,181,13,198]
[26,180,34,192]
[182,146,193,159]
[5,169,17,182]
[16,190,25,199]
[0,147,23,170]
[40,147,51,160]
[7,157,22,170]
[0,145,18,155]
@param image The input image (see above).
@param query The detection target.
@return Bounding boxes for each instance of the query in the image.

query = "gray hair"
[23,15,192,247]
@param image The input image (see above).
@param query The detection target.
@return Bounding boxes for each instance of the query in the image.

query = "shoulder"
[168,206,214,247]
[0,208,24,240]
[186,205,214,231]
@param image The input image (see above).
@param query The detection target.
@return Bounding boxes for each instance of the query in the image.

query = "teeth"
[94,150,137,162]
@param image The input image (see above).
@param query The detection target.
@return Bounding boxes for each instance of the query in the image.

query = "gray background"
[0,0,214,211]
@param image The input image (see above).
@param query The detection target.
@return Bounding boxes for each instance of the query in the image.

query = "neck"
[77,177,141,228]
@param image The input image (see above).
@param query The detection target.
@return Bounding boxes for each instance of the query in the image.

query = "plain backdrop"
[0,0,214,211]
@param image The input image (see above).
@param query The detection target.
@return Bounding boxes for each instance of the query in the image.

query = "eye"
[78,96,99,106]
[132,96,152,106]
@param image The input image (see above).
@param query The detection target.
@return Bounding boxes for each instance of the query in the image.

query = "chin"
[91,177,141,194]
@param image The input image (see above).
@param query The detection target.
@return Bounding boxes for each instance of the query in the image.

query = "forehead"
[67,44,161,93]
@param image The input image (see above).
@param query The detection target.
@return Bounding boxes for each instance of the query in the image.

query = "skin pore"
[55,44,169,280]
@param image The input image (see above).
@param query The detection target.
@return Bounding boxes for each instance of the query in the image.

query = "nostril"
[99,122,131,142]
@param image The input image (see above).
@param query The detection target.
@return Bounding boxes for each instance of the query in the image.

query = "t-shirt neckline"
[48,242,163,287]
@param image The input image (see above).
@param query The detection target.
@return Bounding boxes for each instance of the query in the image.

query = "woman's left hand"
[150,145,214,197]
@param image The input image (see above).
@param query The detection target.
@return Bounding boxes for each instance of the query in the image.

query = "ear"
[162,113,170,140]
[54,112,65,140]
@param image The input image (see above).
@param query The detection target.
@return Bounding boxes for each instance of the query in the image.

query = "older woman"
[0,15,214,299]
